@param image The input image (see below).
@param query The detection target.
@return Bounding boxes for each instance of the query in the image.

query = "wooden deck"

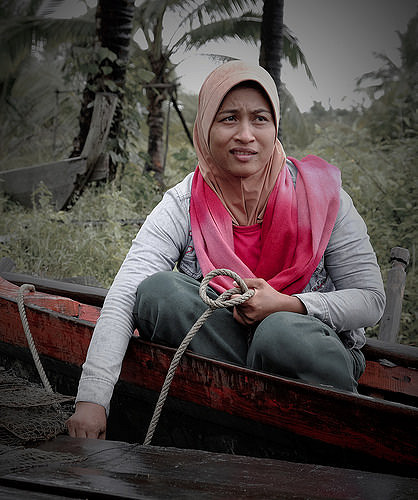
[0,436,417,499]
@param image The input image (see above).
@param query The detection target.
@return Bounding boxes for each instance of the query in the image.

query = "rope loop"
[199,268,255,309]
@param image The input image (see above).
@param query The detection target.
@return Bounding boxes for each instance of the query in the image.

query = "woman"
[67,61,385,439]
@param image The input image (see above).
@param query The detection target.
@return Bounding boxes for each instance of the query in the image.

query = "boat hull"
[0,277,417,477]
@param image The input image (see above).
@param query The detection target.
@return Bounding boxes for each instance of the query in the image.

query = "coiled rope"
[17,284,53,394]
[143,269,254,445]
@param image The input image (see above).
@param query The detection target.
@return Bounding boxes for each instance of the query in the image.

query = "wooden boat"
[0,274,417,478]
[0,93,117,210]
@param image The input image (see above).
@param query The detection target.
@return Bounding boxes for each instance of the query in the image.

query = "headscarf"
[190,61,341,293]
[192,60,286,226]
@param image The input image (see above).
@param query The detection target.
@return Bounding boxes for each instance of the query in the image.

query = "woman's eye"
[255,115,268,122]
[221,115,236,122]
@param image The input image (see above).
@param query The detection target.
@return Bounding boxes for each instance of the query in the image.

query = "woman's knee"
[136,271,197,310]
[247,312,305,369]
[247,311,358,392]
[137,271,179,300]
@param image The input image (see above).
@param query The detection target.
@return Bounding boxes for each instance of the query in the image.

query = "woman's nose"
[235,121,254,142]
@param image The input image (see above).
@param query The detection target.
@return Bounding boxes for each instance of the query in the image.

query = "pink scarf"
[190,155,341,293]
[189,61,341,293]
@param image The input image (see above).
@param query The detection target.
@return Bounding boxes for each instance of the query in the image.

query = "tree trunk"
[71,0,134,180]
[259,0,284,137]
[145,85,167,186]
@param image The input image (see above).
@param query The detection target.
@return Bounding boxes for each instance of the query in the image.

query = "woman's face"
[209,85,276,178]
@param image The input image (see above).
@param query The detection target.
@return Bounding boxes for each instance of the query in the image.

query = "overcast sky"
[51,0,417,112]
[171,0,417,111]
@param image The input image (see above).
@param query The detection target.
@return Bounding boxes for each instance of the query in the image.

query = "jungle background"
[0,0,417,344]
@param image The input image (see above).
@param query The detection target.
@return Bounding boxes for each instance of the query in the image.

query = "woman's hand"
[66,401,107,439]
[232,278,306,326]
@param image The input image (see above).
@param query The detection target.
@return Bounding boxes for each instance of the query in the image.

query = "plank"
[0,272,107,307]
[363,337,418,369]
[0,485,79,499]
[63,93,118,208]
[359,359,418,400]
[379,247,410,342]
[0,437,417,499]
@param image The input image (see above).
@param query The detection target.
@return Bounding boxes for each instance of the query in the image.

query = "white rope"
[17,284,54,394]
[143,269,254,445]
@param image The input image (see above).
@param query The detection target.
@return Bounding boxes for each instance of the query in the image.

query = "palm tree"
[70,0,135,182]
[0,1,95,105]
[133,0,259,183]
[0,0,96,167]
[136,0,315,183]
[1,0,315,183]
[259,0,284,93]
[259,0,315,138]
[0,0,135,180]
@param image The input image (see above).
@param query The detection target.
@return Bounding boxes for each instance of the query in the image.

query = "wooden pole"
[378,246,410,343]
[171,95,193,146]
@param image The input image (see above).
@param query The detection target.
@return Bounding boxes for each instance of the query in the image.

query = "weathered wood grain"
[0,437,417,499]
[379,247,410,343]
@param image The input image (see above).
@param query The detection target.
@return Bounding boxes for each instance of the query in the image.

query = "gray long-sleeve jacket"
[76,165,385,412]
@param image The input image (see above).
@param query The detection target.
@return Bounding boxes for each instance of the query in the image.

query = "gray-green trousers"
[133,271,365,392]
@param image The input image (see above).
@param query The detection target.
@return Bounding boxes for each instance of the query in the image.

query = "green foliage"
[280,85,313,148]
[288,124,417,345]
[0,169,163,287]
[354,13,418,142]
[0,3,95,170]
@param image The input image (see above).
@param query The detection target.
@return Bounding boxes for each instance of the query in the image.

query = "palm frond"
[355,53,400,88]
[181,15,261,51]
[37,0,69,16]
[0,16,95,80]
[177,15,315,86]
[198,53,240,64]
[281,26,315,85]
[0,0,45,17]
[183,0,261,21]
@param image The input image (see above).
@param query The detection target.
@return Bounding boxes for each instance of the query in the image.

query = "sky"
[49,0,417,112]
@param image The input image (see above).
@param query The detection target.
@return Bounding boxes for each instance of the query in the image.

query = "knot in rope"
[199,268,255,309]
[144,269,254,446]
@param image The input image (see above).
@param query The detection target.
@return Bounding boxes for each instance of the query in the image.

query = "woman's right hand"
[66,401,107,439]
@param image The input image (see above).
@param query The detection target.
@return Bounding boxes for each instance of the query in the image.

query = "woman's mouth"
[230,149,257,161]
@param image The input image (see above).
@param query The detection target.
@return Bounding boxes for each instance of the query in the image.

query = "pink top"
[233,224,262,274]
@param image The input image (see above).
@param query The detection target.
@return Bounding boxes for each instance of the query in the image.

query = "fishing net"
[0,369,74,446]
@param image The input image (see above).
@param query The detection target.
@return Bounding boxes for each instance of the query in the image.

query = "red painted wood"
[1,276,417,467]
[0,277,101,322]
[359,360,418,398]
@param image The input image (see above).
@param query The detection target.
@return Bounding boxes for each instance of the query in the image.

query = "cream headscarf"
[193,60,286,226]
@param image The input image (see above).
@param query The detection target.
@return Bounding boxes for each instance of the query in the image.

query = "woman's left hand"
[232,278,306,326]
